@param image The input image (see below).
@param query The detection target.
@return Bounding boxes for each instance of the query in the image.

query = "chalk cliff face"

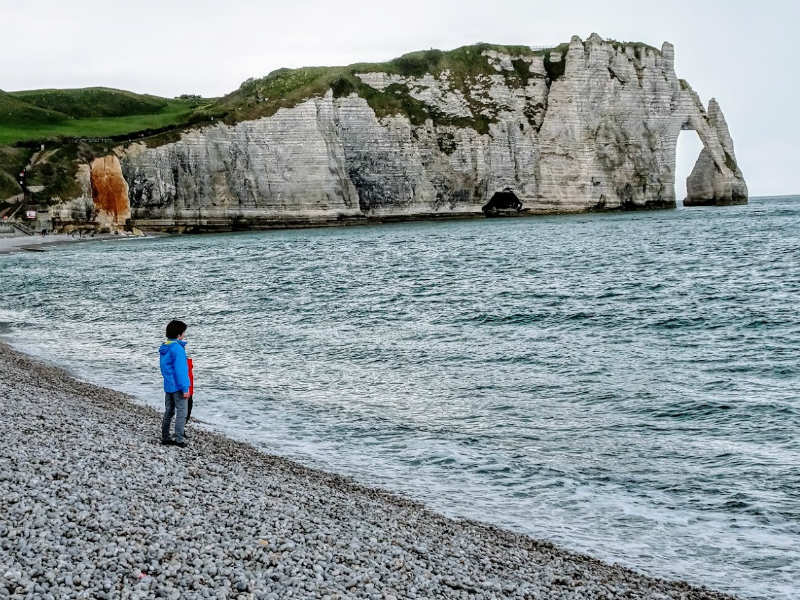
[108,34,746,230]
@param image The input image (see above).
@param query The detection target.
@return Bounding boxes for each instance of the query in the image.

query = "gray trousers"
[162,391,187,443]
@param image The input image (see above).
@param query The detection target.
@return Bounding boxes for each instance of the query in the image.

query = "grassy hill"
[0,100,210,145]
[0,88,213,145]
[0,90,67,127]
[9,87,170,118]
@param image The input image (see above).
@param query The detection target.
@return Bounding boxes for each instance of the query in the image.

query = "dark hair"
[166,320,187,339]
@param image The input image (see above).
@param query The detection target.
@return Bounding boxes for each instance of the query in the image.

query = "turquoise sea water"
[1,196,798,599]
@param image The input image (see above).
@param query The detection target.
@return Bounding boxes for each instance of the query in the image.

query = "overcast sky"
[1,0,796,196]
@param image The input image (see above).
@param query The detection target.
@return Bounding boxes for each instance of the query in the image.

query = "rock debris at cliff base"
[0,342,739,600]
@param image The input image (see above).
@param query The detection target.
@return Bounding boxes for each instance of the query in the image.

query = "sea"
[1,195,798,599]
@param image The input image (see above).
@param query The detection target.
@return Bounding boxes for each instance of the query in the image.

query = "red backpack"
[187,357,194,397]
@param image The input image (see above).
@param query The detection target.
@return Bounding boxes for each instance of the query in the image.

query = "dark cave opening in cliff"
[675,130,704,207]
[482,188,522,215]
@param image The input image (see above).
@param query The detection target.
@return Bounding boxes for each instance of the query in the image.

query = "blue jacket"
[159,339,190,394]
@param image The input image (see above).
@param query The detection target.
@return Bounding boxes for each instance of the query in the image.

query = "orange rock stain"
[90,156,130,224]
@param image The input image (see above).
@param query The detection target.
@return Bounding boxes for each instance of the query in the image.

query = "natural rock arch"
[674,129,703,205]
[679,100,748,206]
[535,34,748,211]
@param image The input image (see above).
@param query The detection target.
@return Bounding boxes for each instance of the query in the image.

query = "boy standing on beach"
[159,320,191,448]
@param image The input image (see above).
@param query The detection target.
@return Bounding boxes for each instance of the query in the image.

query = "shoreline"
[3,197,777,254]
[0,341,739,599]
[0,209,650,258]
[126,202,678,234]
[0,231,164,255]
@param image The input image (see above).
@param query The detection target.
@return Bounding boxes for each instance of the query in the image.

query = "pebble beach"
[0,341,739,600]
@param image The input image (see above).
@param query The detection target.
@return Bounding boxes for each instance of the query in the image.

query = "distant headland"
[0,34,747,234]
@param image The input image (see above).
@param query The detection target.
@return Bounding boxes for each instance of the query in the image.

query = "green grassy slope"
[0,99,208,145]
[0,90,67,127]
[9,87,169,118]
[0,42,564,147]
[0,87,212,144]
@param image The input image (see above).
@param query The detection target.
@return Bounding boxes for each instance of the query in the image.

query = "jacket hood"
[159,339,187,355]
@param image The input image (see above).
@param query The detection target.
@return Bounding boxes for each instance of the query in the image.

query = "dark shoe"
[174,441,188,448]
[161,438,175,446]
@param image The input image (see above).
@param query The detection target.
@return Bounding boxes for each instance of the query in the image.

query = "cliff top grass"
[0,88,213,201]
[218,37,652,128]
[218,42,567,131]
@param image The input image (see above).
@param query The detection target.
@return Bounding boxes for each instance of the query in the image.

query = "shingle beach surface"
[0,342,738,599]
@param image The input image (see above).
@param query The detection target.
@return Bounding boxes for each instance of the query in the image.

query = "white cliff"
[78,35,745,231]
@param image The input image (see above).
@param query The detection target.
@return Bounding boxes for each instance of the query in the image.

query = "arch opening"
[674,129,703,208]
